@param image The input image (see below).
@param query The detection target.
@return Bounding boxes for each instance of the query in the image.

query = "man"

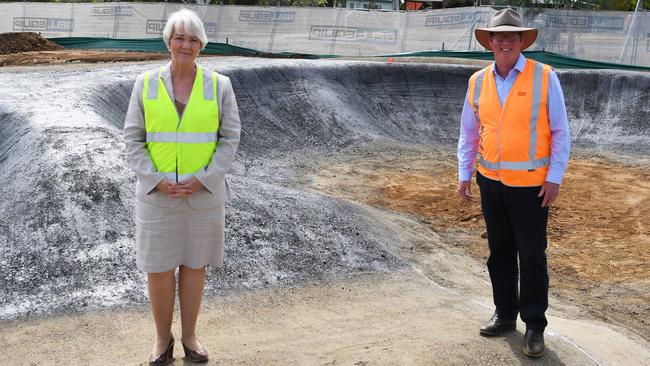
[457,8,570,358]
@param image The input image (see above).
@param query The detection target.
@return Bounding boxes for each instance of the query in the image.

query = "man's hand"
[458,180,473,204]
[538,181,560,207]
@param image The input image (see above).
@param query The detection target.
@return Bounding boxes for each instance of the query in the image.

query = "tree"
[490,0,649,10]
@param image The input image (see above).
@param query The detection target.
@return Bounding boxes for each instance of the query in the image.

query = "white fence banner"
[1,3,648,66]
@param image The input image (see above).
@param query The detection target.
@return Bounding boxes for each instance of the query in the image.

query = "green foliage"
[0,0,645,9]
[445,0,476,7]
[601,0,650,11]
[490,0,649,10]
[257,0,327,5]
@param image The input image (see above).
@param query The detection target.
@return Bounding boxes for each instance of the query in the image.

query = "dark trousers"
[477,172,549,332]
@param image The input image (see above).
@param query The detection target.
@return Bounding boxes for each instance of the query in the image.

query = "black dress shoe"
[523,329,545,358]
[149,337,174,366]
[479,313,516,336]
[183,342,209,363]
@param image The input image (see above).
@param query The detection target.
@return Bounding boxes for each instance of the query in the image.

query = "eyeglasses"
[491,34,521,43]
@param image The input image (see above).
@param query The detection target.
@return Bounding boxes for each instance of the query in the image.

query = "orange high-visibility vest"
[467,59,552,187]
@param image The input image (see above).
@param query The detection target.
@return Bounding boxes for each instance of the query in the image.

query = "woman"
[123,8,241,365]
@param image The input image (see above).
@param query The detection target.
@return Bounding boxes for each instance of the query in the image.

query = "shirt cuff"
[194,168,219,194]
[140,173,164,195]
[459,169,474,182]
[545,169,564,185]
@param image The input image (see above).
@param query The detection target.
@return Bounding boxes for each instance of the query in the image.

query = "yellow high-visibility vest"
[143,66,219,182]
[467,59,552,187]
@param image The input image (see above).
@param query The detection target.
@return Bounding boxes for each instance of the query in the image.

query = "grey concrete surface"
[0,58,649,322]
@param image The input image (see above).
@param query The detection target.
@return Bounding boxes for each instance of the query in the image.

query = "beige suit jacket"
[123,62,241,209]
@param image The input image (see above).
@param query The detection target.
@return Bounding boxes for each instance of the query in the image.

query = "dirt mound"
[0,50,168,67]
[0,32,63,55]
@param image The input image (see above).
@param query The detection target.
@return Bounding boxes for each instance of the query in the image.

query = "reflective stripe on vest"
[468,59,551,187]
[142,66,219,182]
[478,156,549,170]
[146,132,217,143]
[472,68,486,121]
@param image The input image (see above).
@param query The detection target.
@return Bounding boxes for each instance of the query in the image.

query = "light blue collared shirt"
[457,54,570,185]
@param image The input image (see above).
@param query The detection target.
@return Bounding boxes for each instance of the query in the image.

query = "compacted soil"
[308,146,650,342]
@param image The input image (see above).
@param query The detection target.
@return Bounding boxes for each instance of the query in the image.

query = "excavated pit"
[0,59,649,322]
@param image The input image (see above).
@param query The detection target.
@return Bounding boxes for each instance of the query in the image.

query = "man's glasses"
[491,34,521,43]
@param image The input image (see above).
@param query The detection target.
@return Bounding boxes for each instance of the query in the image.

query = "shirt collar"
[491,53,527,76]
[514,53,527,72]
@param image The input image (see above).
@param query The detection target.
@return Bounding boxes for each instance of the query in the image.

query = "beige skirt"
[135,199,225,273]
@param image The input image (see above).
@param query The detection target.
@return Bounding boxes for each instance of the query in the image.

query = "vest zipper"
[175,95,185,184]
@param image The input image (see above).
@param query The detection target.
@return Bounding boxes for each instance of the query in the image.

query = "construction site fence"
[49,37,650,71]
[2,2,649,67]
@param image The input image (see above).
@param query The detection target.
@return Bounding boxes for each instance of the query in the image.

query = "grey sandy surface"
[0,270,641,365]
[1,269,648,365]
[1,57,649,364]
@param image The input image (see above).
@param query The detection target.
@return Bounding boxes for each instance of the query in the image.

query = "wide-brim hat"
[475,8,538,51]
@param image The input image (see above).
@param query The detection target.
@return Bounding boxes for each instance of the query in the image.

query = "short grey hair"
[162,9,208,50]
